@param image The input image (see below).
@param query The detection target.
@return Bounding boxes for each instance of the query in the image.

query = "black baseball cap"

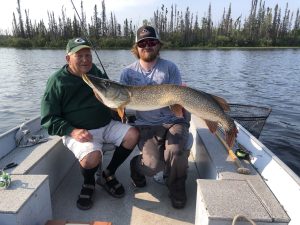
[66,37,91,54]
[135,25,160,43]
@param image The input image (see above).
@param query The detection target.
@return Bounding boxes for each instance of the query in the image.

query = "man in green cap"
[41,37,139,210]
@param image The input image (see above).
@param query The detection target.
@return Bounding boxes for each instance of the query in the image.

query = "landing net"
[228,104,272,139]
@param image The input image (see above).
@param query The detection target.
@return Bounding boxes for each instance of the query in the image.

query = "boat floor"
[51,148,198,225]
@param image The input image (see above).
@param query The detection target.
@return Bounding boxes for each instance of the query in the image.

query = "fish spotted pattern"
[82,74,238,147]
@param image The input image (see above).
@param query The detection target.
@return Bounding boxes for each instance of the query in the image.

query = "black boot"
[130,155,146,188]
[168,177,187,209]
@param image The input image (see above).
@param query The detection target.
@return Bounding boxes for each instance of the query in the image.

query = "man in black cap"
[41,37,139,210]
[120,26,190,209]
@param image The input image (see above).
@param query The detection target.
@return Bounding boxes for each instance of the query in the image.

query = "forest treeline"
[0,0,300,49]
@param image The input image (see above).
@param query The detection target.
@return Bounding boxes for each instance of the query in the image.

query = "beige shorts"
[62,120,132,161]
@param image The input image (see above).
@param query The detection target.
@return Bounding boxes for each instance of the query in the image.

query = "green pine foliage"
[1,0,300,49]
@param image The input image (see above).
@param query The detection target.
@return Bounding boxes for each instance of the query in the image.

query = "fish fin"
[211,94,230,112]
[170,104,184,117]
[205,120,219,133]
[117,107,125,122]
[225,126,238,148]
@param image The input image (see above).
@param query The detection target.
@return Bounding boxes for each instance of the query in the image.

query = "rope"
[232,215,257,225]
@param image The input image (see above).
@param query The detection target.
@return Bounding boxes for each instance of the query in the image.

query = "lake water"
[0,48,299,176]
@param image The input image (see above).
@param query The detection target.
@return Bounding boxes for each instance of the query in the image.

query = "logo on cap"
[74,38,87,44]
[141,29,151,36]
[66,37,91,54]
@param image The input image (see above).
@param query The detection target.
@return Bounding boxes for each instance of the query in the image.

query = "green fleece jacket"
[41,64,111,136]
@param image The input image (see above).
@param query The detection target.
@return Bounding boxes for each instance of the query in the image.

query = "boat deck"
[0,116,295,225]
[51,148,198,225]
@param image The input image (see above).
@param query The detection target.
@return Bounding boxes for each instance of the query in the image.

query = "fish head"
[82,74,130,109]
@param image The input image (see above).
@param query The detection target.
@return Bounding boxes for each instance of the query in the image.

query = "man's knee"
[136,156,164,176]
[146,161,164,176]
[167,146,186,156]
[122,127,140,149]
[128,126,140,142]
[80,150,102,169]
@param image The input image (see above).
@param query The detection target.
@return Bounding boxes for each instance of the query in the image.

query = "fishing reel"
[0,170,11,189]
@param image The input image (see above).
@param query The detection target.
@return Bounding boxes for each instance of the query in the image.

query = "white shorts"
[62,120,132,161]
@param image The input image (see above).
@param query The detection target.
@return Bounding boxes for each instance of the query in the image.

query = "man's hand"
[70,128,93,142]
[170,104,184,117]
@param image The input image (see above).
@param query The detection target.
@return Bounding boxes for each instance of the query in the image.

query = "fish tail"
[206,119,238,148]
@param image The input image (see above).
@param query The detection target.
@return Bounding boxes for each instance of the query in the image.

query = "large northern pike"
[82,74,238,147]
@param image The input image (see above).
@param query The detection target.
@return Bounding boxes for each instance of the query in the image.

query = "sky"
[0,0,299,33]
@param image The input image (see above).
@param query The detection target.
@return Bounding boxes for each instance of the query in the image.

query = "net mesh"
[227,104,272,139]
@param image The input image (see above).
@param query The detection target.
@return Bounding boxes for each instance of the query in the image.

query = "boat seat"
[0,174,52,225]
[0,121,115,195]
[0,118,118,225]
[190,115,290,225]
[0,129,75,195]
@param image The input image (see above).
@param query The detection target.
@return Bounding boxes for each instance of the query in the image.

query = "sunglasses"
[137,39,159,48]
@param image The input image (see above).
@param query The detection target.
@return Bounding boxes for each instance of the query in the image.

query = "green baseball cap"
[66,37,91,54]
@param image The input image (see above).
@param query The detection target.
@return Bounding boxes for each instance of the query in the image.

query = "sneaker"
[130,157,146,188]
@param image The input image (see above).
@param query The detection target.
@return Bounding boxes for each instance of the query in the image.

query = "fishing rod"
[70,0,108,77]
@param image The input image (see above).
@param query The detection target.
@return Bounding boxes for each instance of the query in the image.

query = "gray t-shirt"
[120,58,187,125]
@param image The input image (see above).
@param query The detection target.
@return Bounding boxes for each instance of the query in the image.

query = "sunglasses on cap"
[137,39,159,48]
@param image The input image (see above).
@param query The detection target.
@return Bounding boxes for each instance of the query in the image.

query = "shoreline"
[0,46,300,51]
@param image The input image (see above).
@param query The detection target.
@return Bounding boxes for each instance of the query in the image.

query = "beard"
[139,48,159,62]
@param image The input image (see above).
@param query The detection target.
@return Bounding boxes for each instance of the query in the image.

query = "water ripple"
[0,48,299,177]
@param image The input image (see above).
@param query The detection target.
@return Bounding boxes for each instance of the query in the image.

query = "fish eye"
[104,81,110,88]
